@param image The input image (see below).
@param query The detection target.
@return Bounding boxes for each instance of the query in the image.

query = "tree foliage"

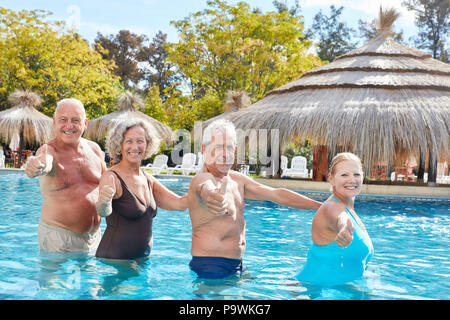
[305,5,357,62]
[94,30,146,89]
[168,0,322,111]
[137,31,180,99]
[402,0,450,62]
[0,7,121,118]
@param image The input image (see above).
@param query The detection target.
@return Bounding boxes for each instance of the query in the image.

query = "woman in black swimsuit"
[95,119,188,260]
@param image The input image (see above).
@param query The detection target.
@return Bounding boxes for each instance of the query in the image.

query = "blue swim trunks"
[189,256,247,279]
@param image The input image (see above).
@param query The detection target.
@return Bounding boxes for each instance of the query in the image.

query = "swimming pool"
[0,173,449,300]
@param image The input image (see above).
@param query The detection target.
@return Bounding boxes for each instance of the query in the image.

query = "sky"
[1,0,420,44]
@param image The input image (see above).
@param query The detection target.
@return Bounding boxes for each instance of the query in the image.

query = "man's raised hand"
[25,144,52,178]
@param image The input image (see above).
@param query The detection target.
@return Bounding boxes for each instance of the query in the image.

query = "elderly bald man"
[26,98,106,253]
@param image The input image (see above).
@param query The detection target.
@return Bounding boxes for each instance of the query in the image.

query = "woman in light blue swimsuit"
[297,153,374,286]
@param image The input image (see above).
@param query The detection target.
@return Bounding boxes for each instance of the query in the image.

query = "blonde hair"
[329,152,363,175]
[106,119,160,163]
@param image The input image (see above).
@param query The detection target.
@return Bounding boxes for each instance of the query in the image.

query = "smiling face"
[202,128,237,175]
[329,159,363,198]
[121,125,147,164]
[53,102,87,146]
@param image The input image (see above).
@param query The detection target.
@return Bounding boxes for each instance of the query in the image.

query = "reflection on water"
[191,270,258,300]
[37,251,152,299]
[92,257,150,299]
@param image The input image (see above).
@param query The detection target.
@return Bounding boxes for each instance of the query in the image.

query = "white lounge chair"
[390,171,407,181]
[391,172,429,182]
[194,152,204,172]
[142,154,168,174]
[281,155,309,178]
[168,153,197,175]
[437,175,450,184]
[0,149,5,168]
[280,155,288,177]
[239,164,250,176]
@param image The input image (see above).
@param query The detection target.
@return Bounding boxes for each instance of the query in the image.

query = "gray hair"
[202,119,237,147]
[106,119,160,163]
[54,98,86,119]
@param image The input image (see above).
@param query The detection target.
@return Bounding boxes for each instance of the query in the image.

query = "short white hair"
[202,119,236,147]
[106,119,160,163]
[54,98,86,119]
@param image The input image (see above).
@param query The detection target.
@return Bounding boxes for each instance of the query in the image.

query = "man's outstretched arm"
[240,173,321,210]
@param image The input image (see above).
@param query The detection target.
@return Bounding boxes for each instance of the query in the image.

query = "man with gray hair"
[187,119,321,279]
[25,98,106,253]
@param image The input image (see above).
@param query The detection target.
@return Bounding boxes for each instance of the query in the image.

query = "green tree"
[272,0,302,16]
[162,87,199,131]
[0,7,121,118]
[94,30,147,89]
[168,0,322,119]
[137,31,180,99]
[402,0,450,62]
[306,5,357,62]
[143,84,167,123]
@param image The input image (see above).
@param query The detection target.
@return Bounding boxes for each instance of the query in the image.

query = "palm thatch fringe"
[8,89,42,108]
[84,92,174,146]
[117,91,144,111]
[230,86,449,176]
[0,90,53,146]
[201,90,251,131]
[224,90,251,112]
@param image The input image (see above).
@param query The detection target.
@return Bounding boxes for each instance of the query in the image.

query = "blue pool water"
[0,173,449,300]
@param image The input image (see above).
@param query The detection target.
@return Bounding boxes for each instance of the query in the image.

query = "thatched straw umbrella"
[194,90,250,144]
[191,90,251,161]
[228,7,450,182]
[0,90,53,167]
[84,92,174,149]
[201,90,251,130]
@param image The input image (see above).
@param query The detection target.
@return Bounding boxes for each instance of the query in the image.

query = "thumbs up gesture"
[217,175,228,195]
[335,217,355,248]
[25,144,53,178]
[200,176,229,216]
[98,174,116,205]
[216,176,229,215]
[97,174,116,217]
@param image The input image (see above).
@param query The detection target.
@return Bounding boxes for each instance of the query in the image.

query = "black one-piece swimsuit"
[96,170,157,260]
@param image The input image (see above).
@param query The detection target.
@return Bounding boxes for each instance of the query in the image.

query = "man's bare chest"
[46,155,102,191]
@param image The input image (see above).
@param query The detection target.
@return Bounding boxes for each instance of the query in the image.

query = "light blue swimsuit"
[297,198,374,286]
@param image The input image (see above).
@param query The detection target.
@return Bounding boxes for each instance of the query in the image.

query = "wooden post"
[417,152,425,182]
[17,126,24,168]
[312,145,328,181]
[272,129,281,179]
[427,149,437,184]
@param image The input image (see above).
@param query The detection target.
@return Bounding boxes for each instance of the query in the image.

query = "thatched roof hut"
[201,90,251,131]
[84,92,174,146]
[0,90,53,166]
[228,8,450,181]
[191,91,251,156]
